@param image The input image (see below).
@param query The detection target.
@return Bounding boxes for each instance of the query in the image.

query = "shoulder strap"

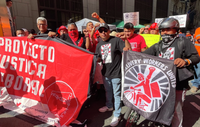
[155,37,185,57]
[177,36,185,59]
[154,41,162,56]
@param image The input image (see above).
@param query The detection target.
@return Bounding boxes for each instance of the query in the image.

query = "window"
[38,0,83,31]
[57,0,69,10]
[99,0,123,24]
[135,0,153,23]
[38,0,55,8]
[156,0,168,18]
[179,7,182,13]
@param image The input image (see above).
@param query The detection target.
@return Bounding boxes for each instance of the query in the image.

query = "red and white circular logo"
[44,81,79,126]
[124,64,170,112]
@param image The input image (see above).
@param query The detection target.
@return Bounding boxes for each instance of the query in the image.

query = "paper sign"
[124,12,139,26]
[155,18,164,25]
[169,14,187,28]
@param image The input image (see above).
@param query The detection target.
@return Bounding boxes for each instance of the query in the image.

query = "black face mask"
[161,34,176,43]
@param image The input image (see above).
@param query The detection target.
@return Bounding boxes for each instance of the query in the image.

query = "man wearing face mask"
[16,29,25,37]
[60,19,90,49]
[143,18,200,127]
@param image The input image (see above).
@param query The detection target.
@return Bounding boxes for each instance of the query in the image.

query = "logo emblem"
[101,44,112,63]
[124,64,170,112]
[45,81,79,125]
[159,47,175,60]
[125,14,129,19]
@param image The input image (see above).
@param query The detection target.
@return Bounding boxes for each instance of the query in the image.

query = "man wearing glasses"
[28,17,55,38]
[95,23,131,127]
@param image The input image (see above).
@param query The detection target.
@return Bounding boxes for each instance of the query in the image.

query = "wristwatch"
[184,59,188,66]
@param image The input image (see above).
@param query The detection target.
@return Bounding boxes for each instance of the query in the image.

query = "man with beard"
[143,18,200,127]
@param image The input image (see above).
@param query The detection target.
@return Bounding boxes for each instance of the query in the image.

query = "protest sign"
[124,12,139,26]
[140,34,160,48]
[169,14,187,28]
[155,18,164,25]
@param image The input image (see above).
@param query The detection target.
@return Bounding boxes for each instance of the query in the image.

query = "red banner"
[0,37,94,126]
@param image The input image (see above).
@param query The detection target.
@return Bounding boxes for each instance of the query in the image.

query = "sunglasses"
[99,29,108,33]
[144,28,149,30]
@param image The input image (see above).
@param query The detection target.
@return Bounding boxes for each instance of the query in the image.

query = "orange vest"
[194,33,200,55]
[194,41,200,56]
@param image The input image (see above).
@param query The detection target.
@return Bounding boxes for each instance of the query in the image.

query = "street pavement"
[0,83,200,127]
[77,84,200,127]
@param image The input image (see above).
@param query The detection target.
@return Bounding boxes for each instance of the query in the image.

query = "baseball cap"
[57,26,68,34]
[149,23,158,30]
[98,23,110,30]
[6,0,12,2]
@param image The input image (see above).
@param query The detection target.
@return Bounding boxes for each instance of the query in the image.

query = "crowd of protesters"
[5,0,200,126]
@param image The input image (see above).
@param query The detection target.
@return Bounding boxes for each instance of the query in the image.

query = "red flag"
[0,36,94,126]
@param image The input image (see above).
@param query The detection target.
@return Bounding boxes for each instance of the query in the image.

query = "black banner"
[122,51,176,125]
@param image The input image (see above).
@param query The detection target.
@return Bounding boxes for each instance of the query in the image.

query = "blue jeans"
[103,77,121,117]
[191,62,200,88]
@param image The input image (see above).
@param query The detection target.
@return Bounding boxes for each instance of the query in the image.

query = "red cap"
[149,23,158,30]
[57,26,68,34]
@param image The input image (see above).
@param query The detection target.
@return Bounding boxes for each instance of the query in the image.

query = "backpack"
[154,36,197,78]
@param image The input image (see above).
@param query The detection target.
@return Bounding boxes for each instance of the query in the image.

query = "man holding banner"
[143,18,200,127]
[28,17,55,38]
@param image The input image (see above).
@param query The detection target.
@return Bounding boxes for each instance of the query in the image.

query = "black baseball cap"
[6,0,12,2]
[98,23,110,30]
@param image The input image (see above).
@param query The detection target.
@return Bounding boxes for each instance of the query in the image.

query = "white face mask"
[17,34,24,37]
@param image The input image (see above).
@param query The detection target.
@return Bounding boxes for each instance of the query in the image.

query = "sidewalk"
[0,85,200,127]
[0,106,52,127]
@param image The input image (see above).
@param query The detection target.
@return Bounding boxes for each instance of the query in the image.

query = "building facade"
[9,0,200,33]
[189,0,200,30]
